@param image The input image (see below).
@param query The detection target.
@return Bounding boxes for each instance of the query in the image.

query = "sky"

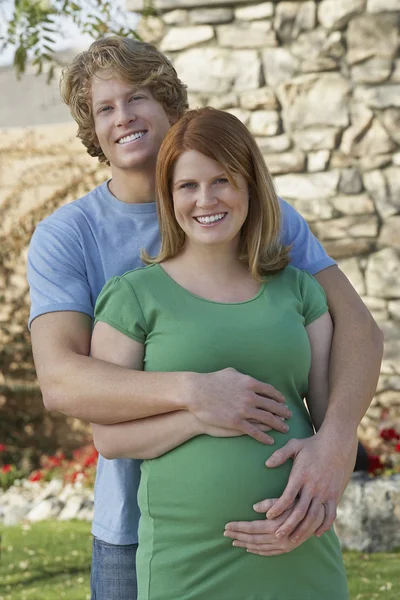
[0,0,138,67]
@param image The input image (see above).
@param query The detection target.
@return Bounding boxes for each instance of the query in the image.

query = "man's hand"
[252,434,347,540]
[186,368,292,445]
[224,499,325,556]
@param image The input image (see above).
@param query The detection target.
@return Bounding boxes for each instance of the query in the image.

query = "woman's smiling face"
[172,150,249,250]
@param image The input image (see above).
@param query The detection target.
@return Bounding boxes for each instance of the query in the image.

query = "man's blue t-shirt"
[27,180,336,545]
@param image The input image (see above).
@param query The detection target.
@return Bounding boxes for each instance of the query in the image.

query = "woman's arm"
[90,321,246,459]
[90,321,202,459]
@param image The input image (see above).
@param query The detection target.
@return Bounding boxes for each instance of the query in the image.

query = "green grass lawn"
[0,520,399,599]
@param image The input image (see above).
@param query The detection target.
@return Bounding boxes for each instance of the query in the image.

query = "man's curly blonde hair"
[60,36,188,164]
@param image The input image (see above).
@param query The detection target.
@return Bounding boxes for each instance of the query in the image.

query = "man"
[28,36,382,600]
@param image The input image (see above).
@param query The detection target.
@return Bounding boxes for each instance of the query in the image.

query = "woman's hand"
[224,499,325,556]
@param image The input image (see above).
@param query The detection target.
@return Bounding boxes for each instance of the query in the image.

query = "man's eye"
[130,95,145,101]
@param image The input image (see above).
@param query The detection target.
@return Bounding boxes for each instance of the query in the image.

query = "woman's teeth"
[195,213,226,224]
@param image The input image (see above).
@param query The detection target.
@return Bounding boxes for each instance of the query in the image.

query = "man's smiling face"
[91,73,176,174]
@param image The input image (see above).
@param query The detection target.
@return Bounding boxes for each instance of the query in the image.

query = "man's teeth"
[195,213,226,224]
[118,131,146,144]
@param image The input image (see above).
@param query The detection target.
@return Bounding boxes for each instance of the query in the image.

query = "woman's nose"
[196,187,218,208]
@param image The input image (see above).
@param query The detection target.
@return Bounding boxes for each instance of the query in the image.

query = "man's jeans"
[90,537,138,600]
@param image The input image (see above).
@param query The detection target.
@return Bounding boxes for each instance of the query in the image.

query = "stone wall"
[0,0,399,453]
[127,0,400,451]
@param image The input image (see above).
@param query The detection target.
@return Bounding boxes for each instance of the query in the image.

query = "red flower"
[1,464,11,473]
[29,470,43,482]
[395,443,400,453]
[47,456,62,468]
[0,444,7,452]
[368,455,383,475]
[83,454,98,468]
[380,428,400,441]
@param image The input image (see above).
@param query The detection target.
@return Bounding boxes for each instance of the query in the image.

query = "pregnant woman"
[91,108,348,600]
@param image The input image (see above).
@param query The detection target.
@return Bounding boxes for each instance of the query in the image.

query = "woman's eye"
[215,178,228,184]
[99,106,112,114]
[130,95,145,101]
[180,182,197,189]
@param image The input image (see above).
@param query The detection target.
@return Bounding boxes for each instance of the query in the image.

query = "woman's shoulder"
[268,265,307,285]
[117,264,160,287]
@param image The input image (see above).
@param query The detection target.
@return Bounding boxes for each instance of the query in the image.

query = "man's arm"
[225,304,359,554]
[31,313,291,443]
[254,266,382,535]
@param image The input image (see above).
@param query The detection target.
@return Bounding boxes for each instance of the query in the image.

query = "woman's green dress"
[95,264,349,600]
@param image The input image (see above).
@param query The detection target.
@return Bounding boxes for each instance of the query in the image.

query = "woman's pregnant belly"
[139,409,313,530]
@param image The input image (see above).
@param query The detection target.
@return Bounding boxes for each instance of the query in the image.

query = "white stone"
[207,92,237,109]
[367,0,400,12]
[291,29,344,73]
[163,9,188,25]
[347,14,398,66]
[264,152,305,175]
[364,170,393,219]
[379,216,400,249]
[263,48,298,88]
[224,108,251,126]
[293,128,340,151]
[391,60,400,83]
[336,473,400,552]
[382,108,400,145]
[217,21,277,48]
[26,498,64,522]
[364,297,389,323]
[277,73,350,132]
[307,150,330,172]
[274,1,316,42]
[359,154,392,172]
[58,495,84,521]
[337,257,366,295]
[355,85,400,109]
[388,300,400,321]
[128,0,259,8]
[393,153,400,166]
[174,48,261,94]
[366,248,400,298]
[187,93,206,109]
[318,0,366,30]
[350,119,395,157]
[137,16,165,44]
[190,8,233,24]
[249,110,280,136]
[341,103,374,155]
[160,26,214,52]
[331,194,375,215]
[352,57,392,84]
[316,215,378,240]
[292,197,334,222]
[239,87,278,111]
[235,2,274,21]
[256,135,292,154]
[385,167,400,215]
[274,171,340,201]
